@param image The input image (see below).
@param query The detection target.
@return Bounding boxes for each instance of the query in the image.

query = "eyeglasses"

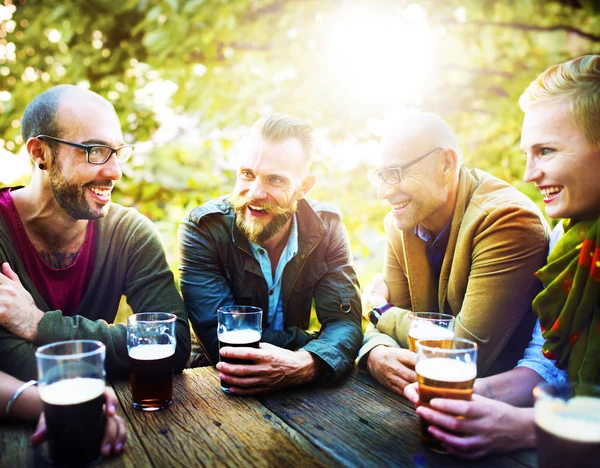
[367,147,444,185]
[36,135,134,165]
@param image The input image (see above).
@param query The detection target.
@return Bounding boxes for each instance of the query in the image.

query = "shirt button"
[300,254,305,259]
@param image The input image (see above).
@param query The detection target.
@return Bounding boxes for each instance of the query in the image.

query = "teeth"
[249,205,265,211]
[540,186,562,198]
[392,201,410,210]
[90,187,111,197]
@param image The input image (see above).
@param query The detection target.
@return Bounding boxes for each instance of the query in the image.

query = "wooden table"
[0,367,537,467]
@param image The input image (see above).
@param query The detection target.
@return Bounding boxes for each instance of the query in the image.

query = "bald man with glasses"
[0,85,190,381]
[358,112,550,395]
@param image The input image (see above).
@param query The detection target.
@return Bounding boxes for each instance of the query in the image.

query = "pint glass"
[534,382,600,468]
[408,312,455,352]
[415,338,477,453]
[217,305,262,393]
[36,340,106,466]
[127,312,177,411]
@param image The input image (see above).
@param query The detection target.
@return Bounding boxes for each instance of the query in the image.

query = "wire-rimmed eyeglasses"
[367,147,444,185]
[36,135,134,165]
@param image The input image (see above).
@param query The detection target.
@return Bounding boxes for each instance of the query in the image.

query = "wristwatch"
[368,302,394,326]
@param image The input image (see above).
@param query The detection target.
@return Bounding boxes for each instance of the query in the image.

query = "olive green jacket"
[0,195,190,381]
[358,167,550,376]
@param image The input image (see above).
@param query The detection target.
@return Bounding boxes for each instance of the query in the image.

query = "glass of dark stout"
[217,305,262,393]
[127,312,177,411]
[35,340,107,466]
[534,382,600,468]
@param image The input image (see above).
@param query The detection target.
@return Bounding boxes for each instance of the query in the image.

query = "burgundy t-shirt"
[0,188,95,316]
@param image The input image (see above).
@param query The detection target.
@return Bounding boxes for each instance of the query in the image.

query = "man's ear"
[441,148,459,183]
[298,174,316,200]
[26,137,49,169]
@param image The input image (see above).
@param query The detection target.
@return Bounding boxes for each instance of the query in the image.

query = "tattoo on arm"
[38,251,79,269]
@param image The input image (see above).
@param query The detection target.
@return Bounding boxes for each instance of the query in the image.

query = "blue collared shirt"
[249,215,298,331]
[415,219,452,282]
[516,222,568,385]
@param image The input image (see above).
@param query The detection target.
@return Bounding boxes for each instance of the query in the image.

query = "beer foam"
[218,329,261,345]
[416,358,477,382]
[39,378,105,405]
[535,396,600,442]
[410,323,454,340]
[128,344,175,360]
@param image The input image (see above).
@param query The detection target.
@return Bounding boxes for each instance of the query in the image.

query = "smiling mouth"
[391,200,410,210]
[540,186,563,201]
[247,205,269,216]
[88,187,112,198]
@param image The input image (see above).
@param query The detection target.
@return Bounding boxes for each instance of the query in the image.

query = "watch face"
[368,309,381,326]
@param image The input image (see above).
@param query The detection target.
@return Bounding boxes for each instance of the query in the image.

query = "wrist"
[296,350,320,383]
[367,345,388,371]
[517,408,537,449]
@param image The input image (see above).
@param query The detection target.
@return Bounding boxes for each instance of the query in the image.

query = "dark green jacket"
[179,196,362,382]
[0,194,190,381]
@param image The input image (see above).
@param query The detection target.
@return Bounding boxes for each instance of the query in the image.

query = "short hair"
[251,114,314,164]
[519,55,600,147]
[21,85,75,143]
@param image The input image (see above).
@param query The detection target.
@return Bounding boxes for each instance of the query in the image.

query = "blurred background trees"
[2,0,600,286]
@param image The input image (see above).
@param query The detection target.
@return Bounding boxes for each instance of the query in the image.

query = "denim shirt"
[249,215,298,330]
[516,222,568,385]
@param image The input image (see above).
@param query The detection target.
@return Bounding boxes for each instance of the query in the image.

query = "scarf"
[532,218,600,384]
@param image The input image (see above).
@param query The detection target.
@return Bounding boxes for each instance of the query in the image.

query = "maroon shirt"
[0,188,95,316]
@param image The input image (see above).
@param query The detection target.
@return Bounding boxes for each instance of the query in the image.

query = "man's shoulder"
[185,195,233,225]
[466,168,542,215]
[303,199,343,219]
[100,202,157,237]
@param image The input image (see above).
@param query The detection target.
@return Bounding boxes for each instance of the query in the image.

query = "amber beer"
[39,378,106,466]
[534,385,600,468]
[408,324,454,352]
[129,344,175,411]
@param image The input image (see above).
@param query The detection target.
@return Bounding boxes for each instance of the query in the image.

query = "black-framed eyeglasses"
[367,147,444,185]
[36,135,134,165]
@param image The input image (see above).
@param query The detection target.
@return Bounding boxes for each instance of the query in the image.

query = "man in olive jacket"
[0,85,190,381]
[359,112,550,395]
[179,114,362,394]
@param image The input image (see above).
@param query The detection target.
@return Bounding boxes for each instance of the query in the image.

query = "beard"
[48,158,110,220]
[229,192,298,244]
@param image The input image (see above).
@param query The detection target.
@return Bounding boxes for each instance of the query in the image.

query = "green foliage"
[1,0,598,286]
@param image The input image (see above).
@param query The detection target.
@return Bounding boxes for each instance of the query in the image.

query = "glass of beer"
[127,312,177,411]
[408,312,455,352]
[534,382,600,468]
[217,305,262,393]
[36,340,106,466]
[415,338,478,454]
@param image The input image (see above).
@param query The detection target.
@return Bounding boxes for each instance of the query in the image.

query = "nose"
[100,152,122,181]
[248,177,267,200]
[523,154,542,184]
[376,179,395,200]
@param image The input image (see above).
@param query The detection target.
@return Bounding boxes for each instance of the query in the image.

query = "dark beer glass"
[36,340,106,466]
[217,305,262,393]
[127,312,177,411]
[534,382,600,468]
[415,338,478,454]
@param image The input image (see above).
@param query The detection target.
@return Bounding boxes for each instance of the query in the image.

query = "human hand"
[216,343,321,395]
[31,387,127,456]
[404,381,419,406]
[366,345,416,394]
[415,394,536,459]
[0,262,44,341]
[362,273,390,316]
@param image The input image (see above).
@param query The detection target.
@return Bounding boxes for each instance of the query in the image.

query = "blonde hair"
[519,55,600,147]
[252,114,314,164]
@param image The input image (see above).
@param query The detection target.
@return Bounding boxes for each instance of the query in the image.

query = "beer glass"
[408,312,455,352]
[36,340,106,466]
[415,338,477,454]
[127,312,177,411]
[534,382,600,468]
[217,305,262,393]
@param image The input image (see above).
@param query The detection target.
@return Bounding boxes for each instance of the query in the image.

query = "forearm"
[0,372,42,421]
[474,367,544,407]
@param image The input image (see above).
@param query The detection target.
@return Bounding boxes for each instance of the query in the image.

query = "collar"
[414,217,452,247]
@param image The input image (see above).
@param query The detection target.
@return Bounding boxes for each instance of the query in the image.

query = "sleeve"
[516,319,569,386]
[34,215,191,375]
[356,234,412,370]
[301,215,363,383]
[451,207,548,375]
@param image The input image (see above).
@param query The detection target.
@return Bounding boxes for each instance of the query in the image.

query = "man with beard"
[179,114,362,394]
[0,85,190,381]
